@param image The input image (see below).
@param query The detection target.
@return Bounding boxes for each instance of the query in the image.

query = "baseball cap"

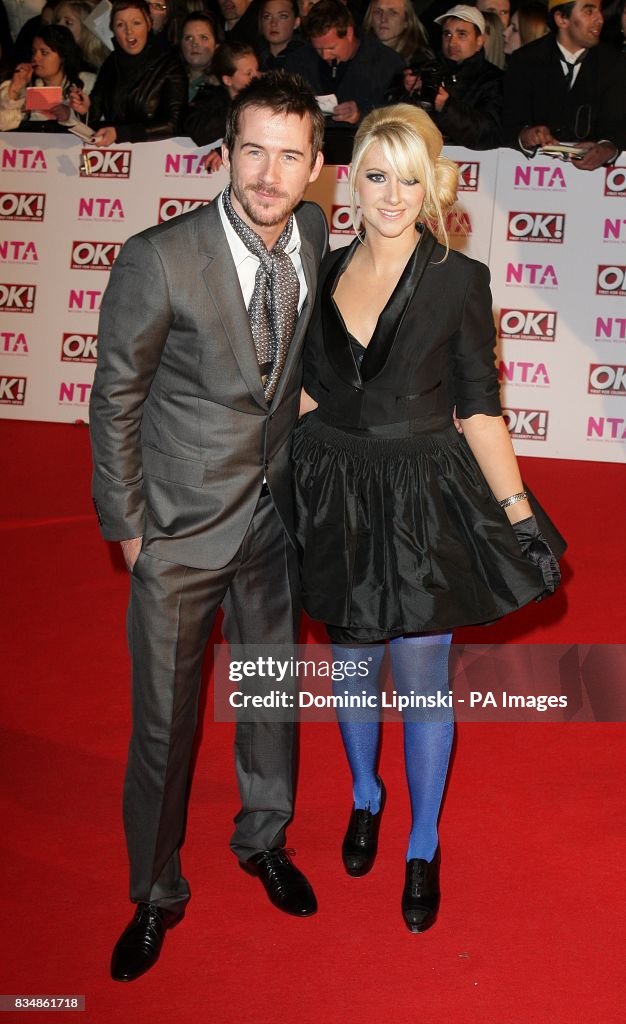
[434,5,486,34]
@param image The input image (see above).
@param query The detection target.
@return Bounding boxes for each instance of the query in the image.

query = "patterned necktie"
[222,186,300,403]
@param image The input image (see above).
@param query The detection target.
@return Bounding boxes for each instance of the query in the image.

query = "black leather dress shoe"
[110,902,184,982]
[241,849,317,917]
[401,851,441,933]
[342,778,386,877]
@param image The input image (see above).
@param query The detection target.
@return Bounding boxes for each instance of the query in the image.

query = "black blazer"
[88,42,187,143]
[303,231,501,434]
[504,35,626,151]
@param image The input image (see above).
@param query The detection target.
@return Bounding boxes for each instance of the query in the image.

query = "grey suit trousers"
[124,490,300,910]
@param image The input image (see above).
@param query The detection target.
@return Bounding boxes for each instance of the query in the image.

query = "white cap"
[434,5,486,34]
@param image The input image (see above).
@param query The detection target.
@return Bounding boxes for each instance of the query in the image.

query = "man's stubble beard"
[231,179,294,231]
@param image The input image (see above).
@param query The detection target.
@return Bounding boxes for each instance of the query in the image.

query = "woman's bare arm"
[458,414,532,523]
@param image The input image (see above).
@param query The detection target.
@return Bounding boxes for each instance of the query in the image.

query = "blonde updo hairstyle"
[349,104,459,254]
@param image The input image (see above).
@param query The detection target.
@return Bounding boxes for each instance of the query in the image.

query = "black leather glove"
[511,515,561,594]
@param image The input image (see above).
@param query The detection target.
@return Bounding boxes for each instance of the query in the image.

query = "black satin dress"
[292,230,565,644]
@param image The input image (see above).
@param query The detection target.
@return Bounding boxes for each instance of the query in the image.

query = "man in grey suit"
[89,71,327,983]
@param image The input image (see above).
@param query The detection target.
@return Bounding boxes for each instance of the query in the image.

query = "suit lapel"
[321,229,438,388]
[321,240,363,389]
[362,228,438,382]
[197,201,267,409]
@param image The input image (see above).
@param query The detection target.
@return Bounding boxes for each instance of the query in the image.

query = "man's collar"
[556,40,587,62]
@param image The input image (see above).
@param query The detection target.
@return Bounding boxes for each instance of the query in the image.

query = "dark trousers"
[124,492,300,910]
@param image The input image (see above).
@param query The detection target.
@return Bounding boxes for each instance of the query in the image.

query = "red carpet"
[1,421,624,1023]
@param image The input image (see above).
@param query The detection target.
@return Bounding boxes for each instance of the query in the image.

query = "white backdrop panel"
[1,134,625,463]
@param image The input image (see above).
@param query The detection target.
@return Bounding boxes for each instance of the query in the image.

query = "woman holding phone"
[0,23,94,131]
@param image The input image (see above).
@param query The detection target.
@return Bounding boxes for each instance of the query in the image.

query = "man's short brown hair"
[303,0,354,39]
[224,70,325,165]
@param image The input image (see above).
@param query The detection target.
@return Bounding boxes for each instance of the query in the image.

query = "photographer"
[399,4,503,151]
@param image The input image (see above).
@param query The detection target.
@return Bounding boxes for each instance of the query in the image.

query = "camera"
[403,58,444,112]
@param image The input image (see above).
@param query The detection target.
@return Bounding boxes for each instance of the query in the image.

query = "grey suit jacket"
[90,198,328,570]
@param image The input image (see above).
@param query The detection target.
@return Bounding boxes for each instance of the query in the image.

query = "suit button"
[263,461,269,470]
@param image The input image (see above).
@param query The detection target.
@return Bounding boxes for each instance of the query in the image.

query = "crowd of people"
[1,0,624,165]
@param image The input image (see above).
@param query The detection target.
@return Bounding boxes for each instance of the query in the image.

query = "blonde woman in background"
[482,9,505,66]
[503,2,549,55]
[362,0,430,60]
[54,0,111,69]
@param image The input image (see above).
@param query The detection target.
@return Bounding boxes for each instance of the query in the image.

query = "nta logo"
[59,381,92,404]
[0,148,46,171]
[0,283,35,312]
[506,263,558,287]
[513,166,566,190]
[67,288,103,312]
[507,212,565,243]
[164,153,213,176]
[499,361,550,386]
[71,241,121,270]
[603,218,626,242]
[0,192,45,221]
[0,241,38,263]
[588,364,626,396]
[499,309,557,342]
[61,333,98,362]
[0,376,26,404]
[158,197,211,223]
[595,317,626,342]
[502,408,548,440]
[596,266,626,296]
[445,209,472,235]
[80,149,131,178]
[78,198,125,220]
[1,331,29,354]
[587,416,626,441]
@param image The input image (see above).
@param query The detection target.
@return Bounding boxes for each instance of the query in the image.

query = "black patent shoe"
[342,779,386,877]
[401,851,441,933]
[241,849,317,917]
[110,902,184,982]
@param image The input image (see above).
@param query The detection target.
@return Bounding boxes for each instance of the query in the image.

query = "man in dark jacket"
[217,0,263,46]
[430,4,503,150]
[285,0,403,122]
[503,0,626,170]
[284,0,403,160]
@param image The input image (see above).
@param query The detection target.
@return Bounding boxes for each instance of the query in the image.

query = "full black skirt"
[292,414,565,643]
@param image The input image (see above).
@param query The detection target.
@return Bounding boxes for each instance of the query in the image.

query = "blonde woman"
[54,0,112,70]
[482,9,506,67]
[503,2,549,56]
[362,0,430,60]
[292,104,563,933]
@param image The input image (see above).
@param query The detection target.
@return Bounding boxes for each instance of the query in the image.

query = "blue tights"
[332,634,453,862]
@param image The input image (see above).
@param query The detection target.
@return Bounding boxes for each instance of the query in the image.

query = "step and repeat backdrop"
[0,132,625,462]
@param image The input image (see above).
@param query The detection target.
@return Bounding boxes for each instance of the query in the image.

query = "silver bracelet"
[499,491,529,509]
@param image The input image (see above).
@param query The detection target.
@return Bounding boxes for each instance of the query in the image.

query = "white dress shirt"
[556,43,586,89]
